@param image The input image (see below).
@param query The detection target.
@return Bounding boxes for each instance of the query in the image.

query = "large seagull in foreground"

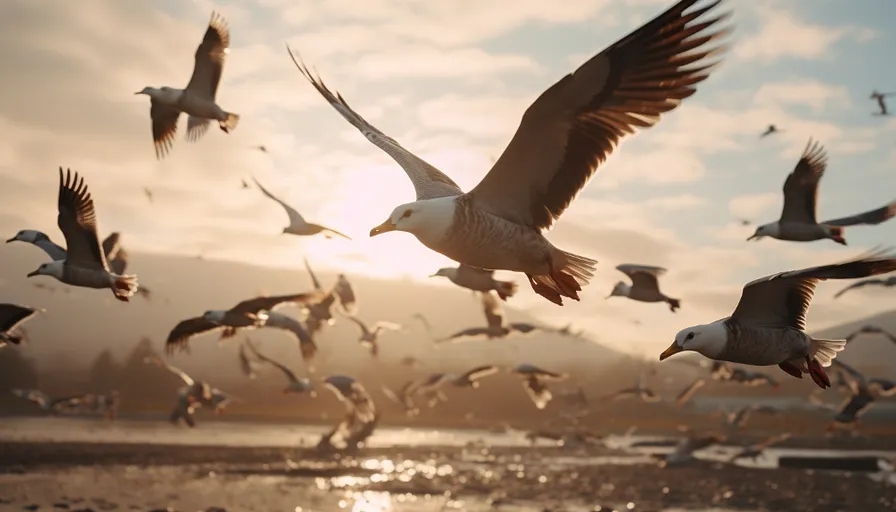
[288,0,731,305]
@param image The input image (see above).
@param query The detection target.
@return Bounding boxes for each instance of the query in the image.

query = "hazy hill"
[813,309,896,375]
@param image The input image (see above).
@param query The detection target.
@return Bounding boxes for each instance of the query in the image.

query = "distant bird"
[333,274,357,315]
[834,276,896,298]
[846,324,896,344]
[0,304,39,348]
[735,218,751,226]
[725,367,781,389]
[653,433,725,467]
[165,292,322,355]
[319,376,378,452]
[254,145,268,153]
[289,0,729,306]
[729,433,791,462]
[723,404,781,429]
[143,187,154,204]
[607,264,681,312]
[244,339,315,395]
[241,178,250,189]
[380,382,419,416]
[409,313,433,335]
[10,389,88,414]
[23,169,138,301]
[452,365,501,388]
[238,341,260,379]
[438,291,542,343]
[252,176,351,240]
[675,378,706,407]
[136,12,239,159]
[399,356,423,368]
[603,374,661,403]
[302,258,339,336]
[430,264,519,301]
[661,250,896,388]
[144,354,211,402]
[870,90,895,116]
[747,140,896,245]
[759,124,780,138]
[9,229,129,279]
[827,360,895,431]
[345,315,402,357]
[511,363,567,409]
[407,373,455,408]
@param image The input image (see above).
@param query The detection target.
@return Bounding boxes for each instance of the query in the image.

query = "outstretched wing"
[823,200,896,227]
[185,11,230,100]
[56,168,107,270]
[779,139,827,224]
[231,292,323,316]
[252,176,306,226]
[245,338,299,384]
[165,317,225,354]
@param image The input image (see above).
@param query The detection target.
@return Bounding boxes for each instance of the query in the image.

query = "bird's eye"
[401,210,412,219]
[685,332,695,341]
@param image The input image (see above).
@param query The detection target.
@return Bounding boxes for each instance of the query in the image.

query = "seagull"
[10,389,89,414]
[728,432,791,462]
[607,264,681,312]
[244,339,315,395]
[834,275,896,298]
[144,354,212,402]
[237,341,260,379]
[759,124,780,138]
[675,378,706,406]
[407,373,455,408]
[333,274,357,315]
[846,324,896,344]
[135,12,239,159]
[9,229,127,275]
[345,315,402,357]
[430,264,519,301]
[165,292,322,355]
[725,367,781,389]
[409,313,433,336]
[660,249,896,389]
[0,304,39,348]
[747,140,896,245]
[653,433,725,467]
[438,291,542,343]
[603,374,661,403]
[453,365,501,388]
[143,187,154,204]
[870,90,895,116]
[252,176,351,240]
[825,361,895,431]
[723,404,781,429]
[23,169,138,301]
[511,363,567,409]
[302,258,339,336]
[289,0,730,306]
[380,382,419,416]
[254,145,268,153]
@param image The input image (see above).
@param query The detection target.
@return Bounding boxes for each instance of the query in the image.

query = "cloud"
[752,80,851,113]
[351,47,540,82]
[728,192,780,220]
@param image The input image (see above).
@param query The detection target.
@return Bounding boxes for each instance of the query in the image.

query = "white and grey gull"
[430,264,519,301]
[252,176,351,240]
[660,249,896,388]
[607,264,681,312]
[288,0,731,305]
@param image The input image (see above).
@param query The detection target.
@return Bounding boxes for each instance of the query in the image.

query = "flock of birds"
[3,0,896,449]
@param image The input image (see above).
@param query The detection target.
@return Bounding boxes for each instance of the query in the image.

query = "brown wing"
[618,264,666,292]
[107,247,129,275]
[823,199,896,227]
[185,12,230,100]
[231,292,323,316]
[467,0,729,229]
[101,232,121,260]
[57,168,107,270]
[150,99,180,159]
[0,304,37,332]
[166,316,224,354]
[779,139,826,224]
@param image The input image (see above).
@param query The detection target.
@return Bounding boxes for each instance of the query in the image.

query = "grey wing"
[263,312,317,361]
[438,327,491,343]
[150,99,181,159]
[186,117,211,143]
[185,12,230,100]
[822,200,896,227]
[165,317,225,354]
[675,378,706,406]
[457,264,494,280]
[56,168,108,270]
[467,0,729,229]
[33,237,67,261]
[231,292,324,316]
[460,365,500,382]
[287,46,463,201]
[618,264,666,291]
[107,247,129,275]
[481,292,504,329]
[0,304,37,332]
[252,176,306,226]
[245,338,299,383]
[779,139,827,224]
[101,232,121,260]
[508,322,539,334]
[334,277,357,314]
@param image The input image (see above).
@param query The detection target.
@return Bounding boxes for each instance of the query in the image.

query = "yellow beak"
[659,341,683,361]
[369,219,397,237]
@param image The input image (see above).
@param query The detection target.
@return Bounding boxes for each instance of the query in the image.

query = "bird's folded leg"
[777,361,802,380]
[806,356,831,389]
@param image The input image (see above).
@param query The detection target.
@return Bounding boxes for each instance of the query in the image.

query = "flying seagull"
[244,339,315,395]
[846,324,896,344]
[603,374,661,403]
[143,187,154,204]
[302,258,339,336]
[870,90,895,116]
[675,378,706,406]
[747,140,896,245]
[136,12,239,159]
[333,274,357,315]
[165,292,323,355]
[252,176,351,240]
[653,433,725,467]
[437,291,542,343]
[511,363,567,409]
[345,315,402,357]
[452,365,501,388]
[834,275,896,298]
[661,249,896,388]
[9,229,130,276]
[319,375,378,452]
[728,433,791,463]
[759,124,780,138]
[25,169,138,301]
[430,264,519,301]
[288,0,730,306]
[826,360,896,431]
[0,304,39,348]
[607,264,681,312]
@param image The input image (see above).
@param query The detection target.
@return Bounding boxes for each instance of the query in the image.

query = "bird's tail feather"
[112,274,138,302]
[810,338,847,367]
[528,250,597,306]
[219,113,240,133]
[495,280,519,301]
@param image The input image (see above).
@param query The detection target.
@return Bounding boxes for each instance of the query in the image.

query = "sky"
[1,0,895,358]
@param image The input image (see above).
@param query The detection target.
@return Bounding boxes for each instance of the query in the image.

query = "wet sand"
[1,441,894,512]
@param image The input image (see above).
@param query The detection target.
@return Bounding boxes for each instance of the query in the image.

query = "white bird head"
[747,222,779,241]
[606,281,630,299]
[7,229,46,244]
[202,310,227,324]
[134,86,158,96]
[430,267,457,280]
[369,198,456,240]
[661,321,727,361]
[27,261,63,279]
